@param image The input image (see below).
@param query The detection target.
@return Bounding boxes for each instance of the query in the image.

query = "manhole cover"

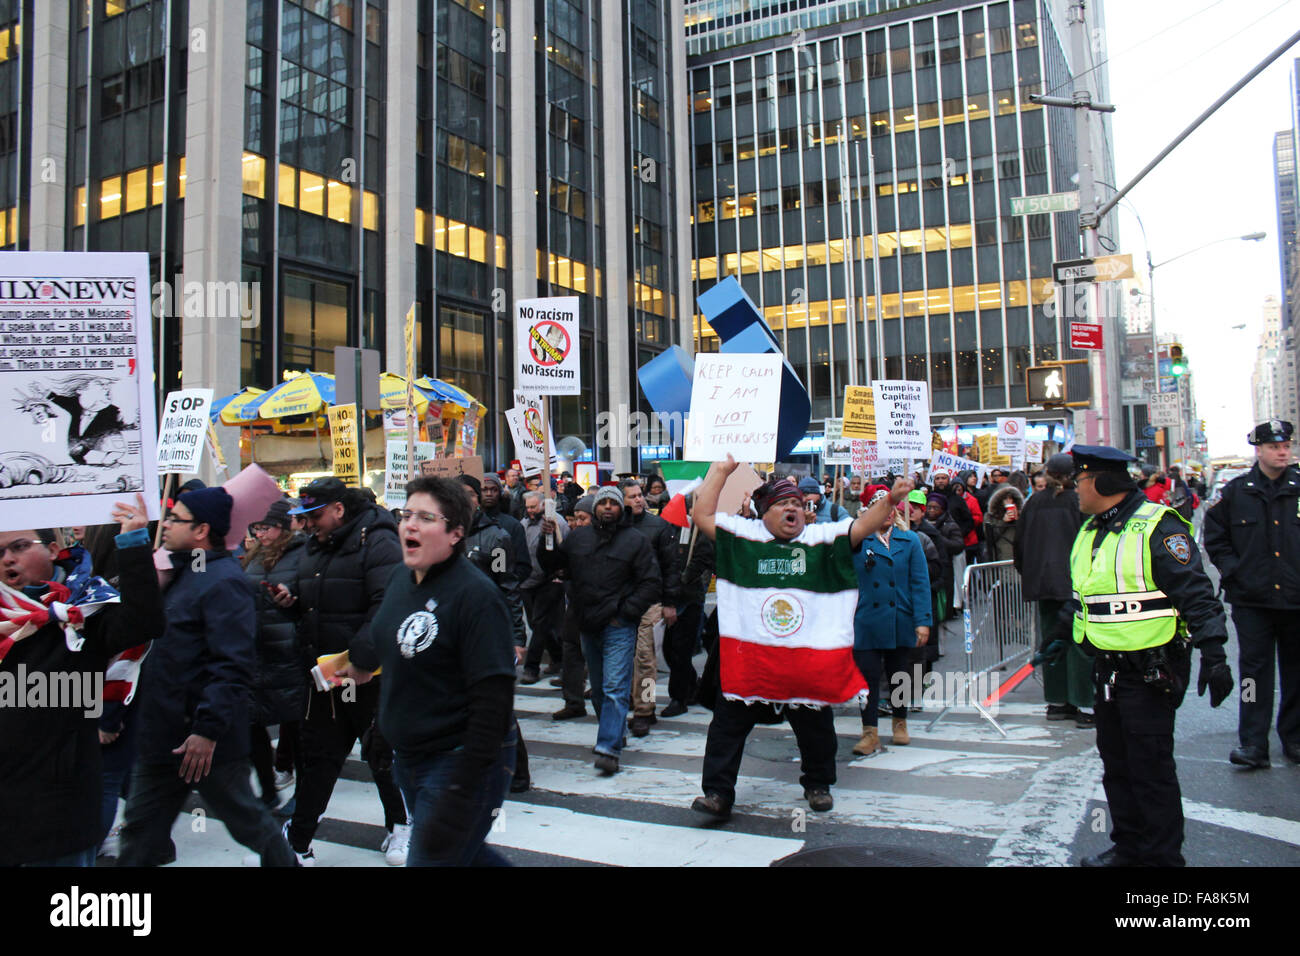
[772,844,951,867]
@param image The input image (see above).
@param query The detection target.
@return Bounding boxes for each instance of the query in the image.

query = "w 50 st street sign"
[1010,191,1079,216]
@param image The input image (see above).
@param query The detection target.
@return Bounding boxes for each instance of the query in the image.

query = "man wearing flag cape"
[691,456,912,818]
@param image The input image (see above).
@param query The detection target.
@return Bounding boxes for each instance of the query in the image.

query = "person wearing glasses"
[1,496,162,867]
[116,486,299,866]
[335,476,518,865]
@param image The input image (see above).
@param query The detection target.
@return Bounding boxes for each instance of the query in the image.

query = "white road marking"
[986,750,1105,866]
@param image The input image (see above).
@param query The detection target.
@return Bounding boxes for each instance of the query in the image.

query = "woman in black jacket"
[242,500,308,807]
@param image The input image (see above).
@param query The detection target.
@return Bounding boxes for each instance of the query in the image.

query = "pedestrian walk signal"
[1027,366,1067,405]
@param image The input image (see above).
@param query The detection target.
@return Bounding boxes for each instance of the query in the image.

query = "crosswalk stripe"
[1087,785,1300,848]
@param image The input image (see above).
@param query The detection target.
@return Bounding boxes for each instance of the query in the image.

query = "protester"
[850,490,932,755]
[1165,465,1199,521]
[240,499,308,809]
[551,496,593,720]
[982,483,1024,562]
[660,496,714,718]
[843,476,864,517]
[951,470,984,564]
[480,473,532,599]
[337,476,518,866]
[117,487,297,867]
[519,490,568,685]
[799,475,848,523]
[690,460,911,818]
[1015,454,1093,725]
[618,479,679,738]
[644,474,670,513]
[279,477,409,866]
[538,486,660,773]
[914,491,962,624]
[2,499,161,867]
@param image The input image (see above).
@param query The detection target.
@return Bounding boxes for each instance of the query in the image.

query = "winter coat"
[294,504,402,672]
[135,549,257,766]
[851,530,933,650]
[623,508,682,608]
[1,537,163,866]
[483,506,532,583]
[1204,462,1300,609]
[538,519,661,633]
[982,485,1024,563]
[243,535,310,725]
[1013,485,1082,602]
[464,508,527,646]
[677,528,716,606]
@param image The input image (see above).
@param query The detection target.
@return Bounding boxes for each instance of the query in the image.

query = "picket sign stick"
[154,473,175,548]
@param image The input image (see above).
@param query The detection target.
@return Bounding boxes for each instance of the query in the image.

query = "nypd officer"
[1069,445,1234,867]
[1203,420,1300,768]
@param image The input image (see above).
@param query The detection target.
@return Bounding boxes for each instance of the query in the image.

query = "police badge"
[1163,533,1191,564]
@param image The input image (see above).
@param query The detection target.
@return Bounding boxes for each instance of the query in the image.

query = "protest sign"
[1024,440,1044,464]
[0,252,159,532]
[418,455,484,483]
[871,380,930,458]
[997,417,1027,459]
[682,353,782,462]
[850,439,877,475]
[841,386,877,439]
[929,450,989,484]
[384,440,439,508]
[822,417,851,465]
[516,297,580,395]
[327,403,360,485]
[156,388,213,475]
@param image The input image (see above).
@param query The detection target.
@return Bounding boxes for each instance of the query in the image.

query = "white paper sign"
[0,252,159,532]
[997,417,1027,458]
[1024,440,1044,463]
[929,450,989,484]
[384,439,439,508]
[822,417,851,465]
[505,408,557,472]
[156,388,214,474]
[683,353,783,462]
[850,439,877,475]
[871,379,930,458]
[516,296,581,395]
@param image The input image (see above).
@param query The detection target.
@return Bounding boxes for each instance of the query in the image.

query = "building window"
[282,273,350,373]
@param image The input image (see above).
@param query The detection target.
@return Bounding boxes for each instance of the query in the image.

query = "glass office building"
[10,0,691,472]
[686,0,1119,430]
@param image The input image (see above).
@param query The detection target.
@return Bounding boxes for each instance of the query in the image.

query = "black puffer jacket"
[294,504,402,672]
[623,508,681,608]
[538,518,661,632]
[1204,463,1300,609]
[243,535,309,725]
[1014,485,1082,602]
[464,508,527,646]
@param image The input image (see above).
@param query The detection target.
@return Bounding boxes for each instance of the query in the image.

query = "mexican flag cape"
[712,513,867,706]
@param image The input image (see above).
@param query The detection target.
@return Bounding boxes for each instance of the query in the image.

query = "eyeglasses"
[162,514,196,525]
[397,509,449,526]
[249,523,279,535]
[0,538,44,559]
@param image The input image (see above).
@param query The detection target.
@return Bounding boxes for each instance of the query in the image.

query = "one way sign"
[1052,254,1134,284]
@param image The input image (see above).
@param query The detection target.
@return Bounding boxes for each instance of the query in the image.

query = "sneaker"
[381,823,411,866]
[552,703,587,720]
[274,770,294,791]
[691,791,732,819]
[519,669,542,685]
[282,821,316,867]
[804,786,834,812]
[97,823,122,859]
[660,699,688,718]
[594,753,620,775]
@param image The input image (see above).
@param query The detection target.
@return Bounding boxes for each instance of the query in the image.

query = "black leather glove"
[1196,641,1233,708]
[1032,639,1066,667]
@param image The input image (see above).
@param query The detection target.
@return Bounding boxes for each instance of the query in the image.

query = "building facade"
[6,0,693,474]
[685,0,1122,445]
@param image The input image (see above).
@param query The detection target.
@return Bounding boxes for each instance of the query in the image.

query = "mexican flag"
[659,460,711,498]
[711,513,867,707]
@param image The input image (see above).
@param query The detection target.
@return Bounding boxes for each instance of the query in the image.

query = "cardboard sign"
[0,252,159,532]
[842,386,877,439]
[871,380,930,458]
[683,353,783,462]
[997,417,1027,458]
[156,388,214,474]
[516,296,581,395]
[418,455,484,483]
[822,417,852,465]
[384,439,439,508]
[327,403,360,485]
[717,463,764,516]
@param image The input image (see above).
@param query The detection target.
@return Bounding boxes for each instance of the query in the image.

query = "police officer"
[1069,446,1234,867]
[1203,420,1300,768]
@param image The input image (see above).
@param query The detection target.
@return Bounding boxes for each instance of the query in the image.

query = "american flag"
[0,545,122,664]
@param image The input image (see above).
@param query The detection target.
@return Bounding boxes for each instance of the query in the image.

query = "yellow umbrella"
[214,387,267,426]
[246,371,336,421]
[378,372,431,416]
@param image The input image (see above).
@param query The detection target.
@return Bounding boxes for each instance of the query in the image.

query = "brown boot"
[892,717,911,746]
[851,726,881,756]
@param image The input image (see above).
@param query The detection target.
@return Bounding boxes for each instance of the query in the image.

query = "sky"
[1102,0,1298,459]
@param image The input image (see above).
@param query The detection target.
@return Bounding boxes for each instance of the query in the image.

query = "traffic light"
[1170,344,1187,377]
[1027,365,1067,405]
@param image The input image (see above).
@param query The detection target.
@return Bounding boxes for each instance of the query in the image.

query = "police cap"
[1070,444,1137,476]
[1247,420,1294,445]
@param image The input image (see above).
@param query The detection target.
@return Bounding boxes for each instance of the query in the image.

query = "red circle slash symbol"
[528,321,570,367]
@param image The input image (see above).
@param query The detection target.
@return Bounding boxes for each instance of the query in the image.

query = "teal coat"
[852,529,932,650]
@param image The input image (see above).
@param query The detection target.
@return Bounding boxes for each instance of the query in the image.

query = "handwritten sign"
[516,296,581,395]
[418,455,484,483]
[842,386,877,439]
[384,439,439,508]
[327,404,360,485]
[929,450,989,484]
[871,380,930,458]
[156,388,213,474]
[850,439,877,475]
[683,353,782,462]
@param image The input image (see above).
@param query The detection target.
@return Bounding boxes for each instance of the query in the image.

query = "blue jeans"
[581,621,638,757]
[392,729,516,867]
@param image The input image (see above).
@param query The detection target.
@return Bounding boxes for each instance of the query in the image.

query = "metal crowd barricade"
[926,559,1037,737]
